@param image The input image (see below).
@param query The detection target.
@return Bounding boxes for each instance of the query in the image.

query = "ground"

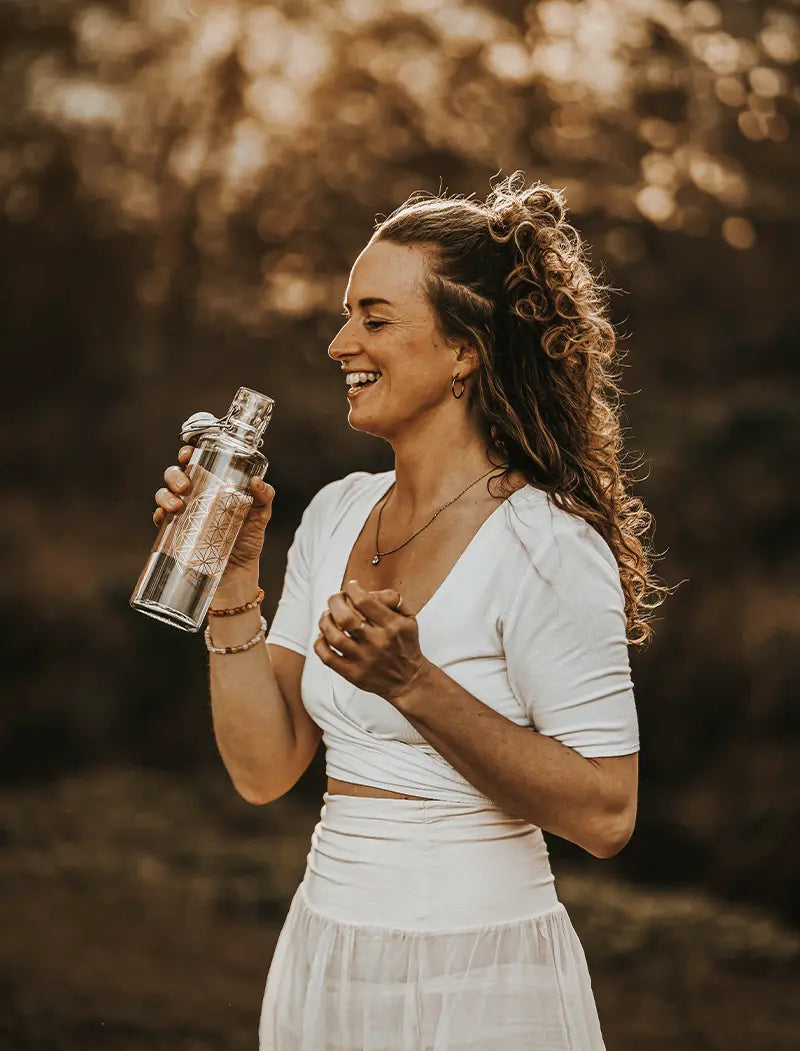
[1,767,797,1050]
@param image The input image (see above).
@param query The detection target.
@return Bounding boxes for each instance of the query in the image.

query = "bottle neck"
[199,429,263,459]
[227,420,264,450]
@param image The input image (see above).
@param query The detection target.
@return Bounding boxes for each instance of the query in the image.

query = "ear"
[452,341,481,379]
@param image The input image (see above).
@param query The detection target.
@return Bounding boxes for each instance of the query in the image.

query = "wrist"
[386,658,437,714]
[211,565,261,609]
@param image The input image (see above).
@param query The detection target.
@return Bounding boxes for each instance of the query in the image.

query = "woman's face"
[328,239,462,441]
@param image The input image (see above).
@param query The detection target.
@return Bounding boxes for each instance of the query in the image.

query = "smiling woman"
[329,239,481,449]
[248,171,665,1050]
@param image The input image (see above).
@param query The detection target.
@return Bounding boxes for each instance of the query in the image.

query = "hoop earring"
[451,375,465,399]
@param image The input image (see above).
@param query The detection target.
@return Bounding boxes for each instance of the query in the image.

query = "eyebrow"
[342,297,394,311]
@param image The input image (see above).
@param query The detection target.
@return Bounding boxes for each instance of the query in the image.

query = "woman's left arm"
[391,659,638,859]
[315,579,638,859]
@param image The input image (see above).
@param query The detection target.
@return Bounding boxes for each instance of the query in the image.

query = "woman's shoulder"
[501,483,620,586]
[316,467,393,504]
[304,468,393,528]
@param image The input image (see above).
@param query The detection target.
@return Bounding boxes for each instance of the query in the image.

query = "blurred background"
[2,0,798,1047]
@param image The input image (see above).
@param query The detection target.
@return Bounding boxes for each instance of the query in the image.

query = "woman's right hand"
[153,443,276,573]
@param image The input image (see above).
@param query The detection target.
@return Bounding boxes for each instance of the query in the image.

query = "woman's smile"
[346,374,383,399]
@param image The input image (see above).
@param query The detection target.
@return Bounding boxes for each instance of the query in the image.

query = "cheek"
[381,334,449,389]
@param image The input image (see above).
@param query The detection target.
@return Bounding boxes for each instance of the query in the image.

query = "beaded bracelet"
[208,586,265,617]
[204,615,268,655]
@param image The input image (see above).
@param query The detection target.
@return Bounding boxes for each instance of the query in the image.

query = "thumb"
[250,478,275,507]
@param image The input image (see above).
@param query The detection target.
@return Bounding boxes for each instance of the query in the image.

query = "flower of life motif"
[172,488,250,577]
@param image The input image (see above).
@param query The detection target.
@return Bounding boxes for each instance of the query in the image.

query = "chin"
[346,403,397,441]
[347,415,391,440]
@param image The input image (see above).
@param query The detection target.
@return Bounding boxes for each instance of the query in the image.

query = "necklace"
[372,468,499,565]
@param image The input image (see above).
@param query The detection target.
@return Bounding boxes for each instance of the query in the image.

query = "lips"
[346,375,381,398]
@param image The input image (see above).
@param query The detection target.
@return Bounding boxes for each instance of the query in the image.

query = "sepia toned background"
[2,0,798,1047]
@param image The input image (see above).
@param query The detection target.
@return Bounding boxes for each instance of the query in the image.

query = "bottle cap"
[226,387,275,448]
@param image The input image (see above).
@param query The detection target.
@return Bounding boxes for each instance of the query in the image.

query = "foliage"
[1,0,797,332]
[1,0,798,925]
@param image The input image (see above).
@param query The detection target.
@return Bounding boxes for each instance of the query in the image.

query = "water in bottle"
[130,386,274,632]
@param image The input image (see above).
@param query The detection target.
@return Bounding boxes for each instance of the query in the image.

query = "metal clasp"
[179,410,225,444]
[180,406,264,448]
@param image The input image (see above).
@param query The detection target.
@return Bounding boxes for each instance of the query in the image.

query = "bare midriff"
[327,777,436,801]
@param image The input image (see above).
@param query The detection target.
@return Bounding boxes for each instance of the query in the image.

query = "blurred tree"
[1,0,798,923]
[1,0,797,334]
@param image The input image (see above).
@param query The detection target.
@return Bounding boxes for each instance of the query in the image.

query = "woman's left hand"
[314,579,432,704]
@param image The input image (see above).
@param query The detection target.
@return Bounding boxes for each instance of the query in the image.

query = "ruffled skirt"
[259,792,606,1050]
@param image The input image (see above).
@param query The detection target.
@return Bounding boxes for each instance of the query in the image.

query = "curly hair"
[372,171,672,646]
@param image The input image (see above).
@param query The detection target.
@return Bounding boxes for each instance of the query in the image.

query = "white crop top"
[266,469,639,804]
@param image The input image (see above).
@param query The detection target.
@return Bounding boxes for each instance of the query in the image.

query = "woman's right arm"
[155,449,322,805]
[205,566,322,805]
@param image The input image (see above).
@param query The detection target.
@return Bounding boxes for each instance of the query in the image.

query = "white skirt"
[259,792,606,1050]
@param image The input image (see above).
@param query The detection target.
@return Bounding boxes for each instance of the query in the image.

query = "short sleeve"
[265,477,352,657]
[502,500,639,757]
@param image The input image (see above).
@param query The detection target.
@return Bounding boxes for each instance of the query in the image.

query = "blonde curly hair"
[373,171,672,646]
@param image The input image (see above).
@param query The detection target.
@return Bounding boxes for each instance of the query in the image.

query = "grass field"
[2,767,797,1050]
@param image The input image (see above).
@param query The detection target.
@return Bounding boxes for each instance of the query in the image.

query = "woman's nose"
[327,322,359,362]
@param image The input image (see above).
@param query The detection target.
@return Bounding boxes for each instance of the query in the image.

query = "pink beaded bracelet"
[204,615,267,655]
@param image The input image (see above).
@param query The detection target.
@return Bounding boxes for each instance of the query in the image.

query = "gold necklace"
[372,468,498,565]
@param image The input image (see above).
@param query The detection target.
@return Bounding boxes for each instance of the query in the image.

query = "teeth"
[346,371,381,386]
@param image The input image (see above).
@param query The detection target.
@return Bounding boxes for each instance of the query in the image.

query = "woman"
[155,172,665,1049]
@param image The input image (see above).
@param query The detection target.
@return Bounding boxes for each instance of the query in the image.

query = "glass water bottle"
[130,386,275,632]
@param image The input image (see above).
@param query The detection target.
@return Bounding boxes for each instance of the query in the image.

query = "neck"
[387,410,501,517]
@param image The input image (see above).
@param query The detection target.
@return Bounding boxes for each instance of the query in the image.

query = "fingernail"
[174,478,187,492]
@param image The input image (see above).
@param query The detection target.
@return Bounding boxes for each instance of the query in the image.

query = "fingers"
[250,478,275,507]
[327,590,367,634]
[318,609,361,659]
[155,484,184,518]
[154,444,274,528]
[342,580,404,626]
[369,588,407,614]
[326,582,406,631]
[155,452,193,524]
[165,464,190,493]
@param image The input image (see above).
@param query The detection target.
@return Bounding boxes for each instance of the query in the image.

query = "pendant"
[372,555,380,565]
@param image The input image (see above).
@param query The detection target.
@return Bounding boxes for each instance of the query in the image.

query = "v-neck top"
[266,470,639,804]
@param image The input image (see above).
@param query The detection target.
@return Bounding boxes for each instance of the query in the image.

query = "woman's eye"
[339,311,385,331]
